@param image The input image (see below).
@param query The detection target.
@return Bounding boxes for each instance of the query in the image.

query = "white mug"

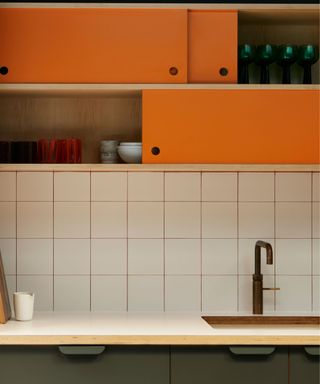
[13,292,34,321]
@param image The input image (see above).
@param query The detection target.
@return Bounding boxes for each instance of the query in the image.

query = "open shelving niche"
[0,4,319,168]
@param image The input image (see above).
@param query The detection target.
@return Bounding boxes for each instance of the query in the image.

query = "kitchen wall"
[0,171,319,313]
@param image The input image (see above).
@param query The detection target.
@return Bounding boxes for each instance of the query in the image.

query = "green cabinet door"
[171,346,288,384]
[290,346,320,384]
[0,346,169,384]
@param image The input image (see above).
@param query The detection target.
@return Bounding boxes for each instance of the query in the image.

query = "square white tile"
[202,239,237,275]
[17,239,53,275]
[0,172,16,201]
[54,275,90,311]
[91,172,127,201]
[165,173,200,201]
[239,203,274,239]
[276,203,311,239]
[238,239,274,275]
[276,239,311,275]
[128,239,163,274]
[239,173,274,202]
[0,239,16,275]
[239,275,275,312]
[165,276,201,311]
[54,202,90,239]
[128,202,163,238]
[165,202,200,239]
[128,276,163,311]
[91,275,127,311]
[313,202,320,238]
[18,202,53,238]
[276,275,311,312]
[91,202,127,238]
[0,202,16,238]
[17,275,53,311]
[54,172,90,201]
[202,173,237,202]
[313,276,319,312]
[202,276,237,312]
[165,239,200,275]
[275,173,311,202]
[128,172,163,201]
[54,239,90,275]
[313,239,320,275]
[202,203,237,238]
[17,172,53,202]
[91,239,127,275]
[313,173,320,202]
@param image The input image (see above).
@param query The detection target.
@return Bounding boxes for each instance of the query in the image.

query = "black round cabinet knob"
[151,147,160,156]
[0,66,8,75]
[219,67,228,76]
[169,67,178,76]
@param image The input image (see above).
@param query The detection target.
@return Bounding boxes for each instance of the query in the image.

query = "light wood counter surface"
[0,312,319,346]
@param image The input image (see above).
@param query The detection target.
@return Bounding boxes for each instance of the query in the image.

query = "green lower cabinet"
[0,346,169,384]
[171,346,289,384]
[290,346,320,384]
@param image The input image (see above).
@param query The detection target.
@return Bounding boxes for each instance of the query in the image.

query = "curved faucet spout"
[255,240,273,275]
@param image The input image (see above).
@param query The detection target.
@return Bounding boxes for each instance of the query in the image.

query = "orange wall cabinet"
[188,11,238,83]
[142,89,319,164]
[0,8,187,83]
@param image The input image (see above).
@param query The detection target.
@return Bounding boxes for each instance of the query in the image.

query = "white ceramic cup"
[13,292,35,321]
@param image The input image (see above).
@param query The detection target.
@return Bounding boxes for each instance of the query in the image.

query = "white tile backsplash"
[128,202,163,238]
[54,202,90,238]
[0,202,16,238]
[91,275,127,311]
[128,239,163,274]
[0,239,16,275]
[17,172,53,202]
[165,173,200,201]
[202,173,237,201]
[165,275,201,311]
[202,239,237,275]
[0,172,16,201]
[91,239,127,275]
[276,202,312,238]
[91,172,127,201]
[239,173,274,202]
[5,275,16,309]
[54,172,90,201]
[165,239,201,275]
[202,275,237,312]
[128,172,163,201]
[313,276,319,311]
[17,239,53,275]
[54,239,90,275]
[2,170,317,314]
[275,172,311,202]
[18,202,52,238]
[54,275,90,311]
[202,202,237,238]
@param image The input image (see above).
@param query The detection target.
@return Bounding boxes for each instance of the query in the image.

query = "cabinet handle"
[219,67,228,77]
[229,346,276,355]
[58,346,105,356]
[151,146,160,156]
[169,67,178,76]
[304,346,320,356]
[0,66,8,75]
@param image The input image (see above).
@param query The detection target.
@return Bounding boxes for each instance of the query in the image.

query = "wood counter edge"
[0,335,319,345]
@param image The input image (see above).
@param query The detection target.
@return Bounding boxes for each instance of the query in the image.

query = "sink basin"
[202,316,320,327]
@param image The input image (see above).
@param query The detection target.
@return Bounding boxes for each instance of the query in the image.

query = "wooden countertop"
[0,312,319,345]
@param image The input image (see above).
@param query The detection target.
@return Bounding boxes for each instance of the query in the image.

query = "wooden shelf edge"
[0,84,319,96]
[0,164,319,172]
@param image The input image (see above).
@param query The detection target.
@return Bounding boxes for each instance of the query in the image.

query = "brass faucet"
[253,241,279,314]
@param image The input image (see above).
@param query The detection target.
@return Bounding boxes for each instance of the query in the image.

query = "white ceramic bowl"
[119,142,142,147]
[117,145,142,163]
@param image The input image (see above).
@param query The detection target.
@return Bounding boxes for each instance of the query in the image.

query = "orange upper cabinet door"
[0,8,187,83]
[142,89,319,164]
[188,10,238,83]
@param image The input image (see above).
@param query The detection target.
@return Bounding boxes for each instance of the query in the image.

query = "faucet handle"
[263,287,280,291]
